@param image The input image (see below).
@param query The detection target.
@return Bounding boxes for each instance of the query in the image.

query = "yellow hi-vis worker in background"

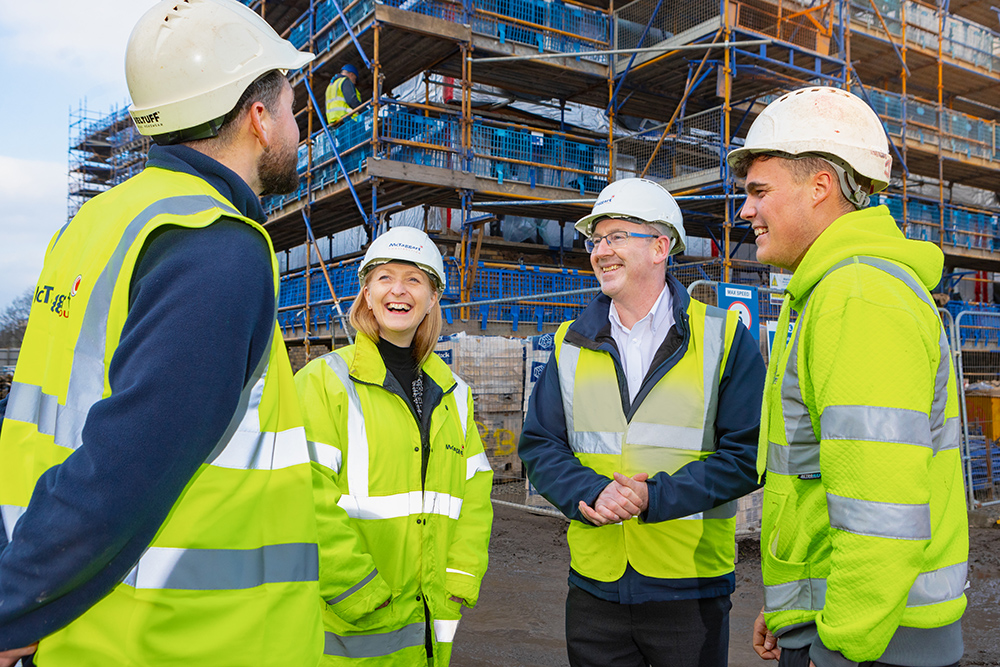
[729,86,969,667]
[326,63,363,125]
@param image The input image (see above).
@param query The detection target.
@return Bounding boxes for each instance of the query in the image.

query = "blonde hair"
[349,267,443,366]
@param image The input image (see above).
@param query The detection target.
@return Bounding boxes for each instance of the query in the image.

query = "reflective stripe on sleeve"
[763,578,827,613]
[907,562,968,607]
[324,623,424,658]
[452,375,471,435]
[466,452,491,480]
[821,405,932,447]
[327,568,380,606]
[308,439,344,474]
[446,567,474,577]
[766,441,820,476]
[826,492,931,540]
[126,543,318,590]
[434,618,461,644]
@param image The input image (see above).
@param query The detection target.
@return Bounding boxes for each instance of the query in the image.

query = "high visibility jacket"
[552,294,742,582]
[760,206,968,666]
[294,333,493,666]
[326,75,362,125]
[0,167,323,666]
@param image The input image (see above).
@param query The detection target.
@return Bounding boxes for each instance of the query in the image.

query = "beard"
[257,138,300,196]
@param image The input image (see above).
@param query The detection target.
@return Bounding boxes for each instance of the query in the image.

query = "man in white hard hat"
[519,178,765,667]
[728,86,968,667]
[0,1,387,665]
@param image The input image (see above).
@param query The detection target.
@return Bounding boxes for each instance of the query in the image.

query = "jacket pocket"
[324,588,402,634]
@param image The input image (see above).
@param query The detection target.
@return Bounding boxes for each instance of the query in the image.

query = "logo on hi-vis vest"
[445,443,464,456]
[35,280,77,319]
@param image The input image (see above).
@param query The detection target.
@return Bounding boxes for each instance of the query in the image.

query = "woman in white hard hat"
[294,226,494,666]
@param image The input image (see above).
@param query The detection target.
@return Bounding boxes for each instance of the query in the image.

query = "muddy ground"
[453,501,1000,667]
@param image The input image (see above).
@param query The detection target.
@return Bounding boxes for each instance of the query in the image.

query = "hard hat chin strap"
[823,158,871,209]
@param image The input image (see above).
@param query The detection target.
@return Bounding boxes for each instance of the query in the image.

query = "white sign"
[769,273,791,304]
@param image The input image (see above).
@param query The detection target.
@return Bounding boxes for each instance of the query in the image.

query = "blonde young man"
[520,178,765,667]
[728,87,968,667]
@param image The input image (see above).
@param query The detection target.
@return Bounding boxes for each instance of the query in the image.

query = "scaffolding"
[68,0,999,343]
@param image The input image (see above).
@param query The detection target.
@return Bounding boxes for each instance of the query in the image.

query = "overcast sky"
[0,0,153,310]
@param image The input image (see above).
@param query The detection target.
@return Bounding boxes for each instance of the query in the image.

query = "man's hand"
[0,643,37,667]
[752,610,780,660]
[578,473,650,526]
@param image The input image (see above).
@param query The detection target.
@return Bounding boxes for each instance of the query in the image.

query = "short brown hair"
[734,153,855,212]
[348,270,443,367]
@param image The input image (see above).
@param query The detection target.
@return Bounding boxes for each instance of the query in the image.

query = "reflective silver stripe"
[763,578,827,613]
[557,343,587,453]
[907,561,968,607]
[570,431,622,455]
[820,405,932,447]
[328,568,380,606]
[129,543,318,590]
[700,306,726,451]
[452,374,471,435]
[339,490,464,520]
[324,622,424,658]
[628,422,703,450]
[766,441,820,476]
[781,321,818,453]
[1,505,26,541]
[446,567,474,577]
[466,452,491,480]
[321,354,371,498]
[211,426,311,470]
[827,492,931,540]
[308,439,343,473]
[937,418,960,452]
[61,195,242,452]
[434,619,460,643]
[4,383,60,437]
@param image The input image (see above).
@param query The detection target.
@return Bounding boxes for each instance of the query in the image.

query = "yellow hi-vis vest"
[326,76,361,125]
[0,167,322,666]
[554,298,740,582]
[761,256,967,661]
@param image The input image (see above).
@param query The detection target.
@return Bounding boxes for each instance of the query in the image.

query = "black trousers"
[565,584,731,667]
[777,646,960,667]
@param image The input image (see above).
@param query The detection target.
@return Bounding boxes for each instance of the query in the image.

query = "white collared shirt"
[609,284,675,404]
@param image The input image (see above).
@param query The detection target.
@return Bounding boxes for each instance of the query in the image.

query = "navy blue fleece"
[0,145,275,649]
[518,275,765,603]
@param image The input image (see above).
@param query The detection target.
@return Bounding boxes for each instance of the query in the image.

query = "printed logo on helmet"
[387,242,422,252]
[595,195,615,206]
[132,111,162,127]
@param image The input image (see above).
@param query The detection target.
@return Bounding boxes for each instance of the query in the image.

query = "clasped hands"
[578,472,649,526]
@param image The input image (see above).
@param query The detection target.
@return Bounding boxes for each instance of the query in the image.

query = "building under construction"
[67,0,1000,494]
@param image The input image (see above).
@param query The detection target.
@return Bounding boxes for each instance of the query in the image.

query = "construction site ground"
[454,496,1000,666]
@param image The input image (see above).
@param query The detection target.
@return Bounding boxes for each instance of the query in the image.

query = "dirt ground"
[453,501,1000,667]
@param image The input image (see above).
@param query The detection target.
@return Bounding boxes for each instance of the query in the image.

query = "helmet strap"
[151,113,228,146]
[823,159,870,209]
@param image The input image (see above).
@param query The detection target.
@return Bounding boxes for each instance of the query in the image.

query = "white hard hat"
[575,178,687,256]
[126,0,314,139]
[727,87,892,206]
[359,227,447,292]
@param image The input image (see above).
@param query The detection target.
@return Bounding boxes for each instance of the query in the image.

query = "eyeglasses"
[585,230,659,253]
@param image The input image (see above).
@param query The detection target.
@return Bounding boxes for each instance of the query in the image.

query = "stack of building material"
[435,332,525,479]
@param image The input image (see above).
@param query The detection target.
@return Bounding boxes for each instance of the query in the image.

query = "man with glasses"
[519,178,765,667]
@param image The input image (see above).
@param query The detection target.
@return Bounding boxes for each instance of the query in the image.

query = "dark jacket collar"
[567,273,691,349]
[145,144,266,224]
